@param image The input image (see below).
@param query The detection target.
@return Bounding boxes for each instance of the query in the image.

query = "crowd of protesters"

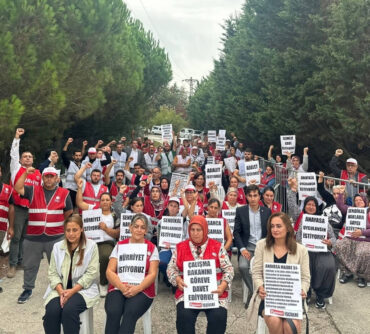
[0,127,369,334]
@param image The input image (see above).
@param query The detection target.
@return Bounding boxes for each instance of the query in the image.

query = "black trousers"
[104,289,153,334]
[176,301,227,334]
[43,293,87,334]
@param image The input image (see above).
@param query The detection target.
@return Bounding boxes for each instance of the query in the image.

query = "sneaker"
[7,266,16,278]
[18,289,32,304]
[99,284,108,297]
[358,278,366,288]
[315,297,326,309]
[339,273,353,284]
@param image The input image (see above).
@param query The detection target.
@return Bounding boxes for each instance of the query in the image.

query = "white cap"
[185,184,196,192]
[88,147,97,154]
[42,167,58,176]
[168,197,180,205]
[191,146,198,150]
[346,158,357,165]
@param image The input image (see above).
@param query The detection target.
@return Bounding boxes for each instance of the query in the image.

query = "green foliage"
[149,105,189,133]
[187,0,370,171]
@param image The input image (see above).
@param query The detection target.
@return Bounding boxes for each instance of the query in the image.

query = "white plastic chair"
[61,307,93,334]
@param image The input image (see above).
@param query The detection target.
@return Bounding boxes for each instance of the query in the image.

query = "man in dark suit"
[233,184,271,307]
[124,140,146,173]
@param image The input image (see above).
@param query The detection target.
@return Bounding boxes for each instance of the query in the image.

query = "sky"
[123,0,245,90]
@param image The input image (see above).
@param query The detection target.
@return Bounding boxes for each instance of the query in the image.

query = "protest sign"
[207,156,215,165]
[218,129,226,138]
[205,164,222,187]
[82,209,103,242]
[244,161,260,185]
[280,135,296,155]
[159,216,184,249]
[264,263,302,319]
[345,207,367,238]
[161,124,173,142]
[169,172,189,196]
[120,213,134,240]
[298,173,317,200]
[224,157,236,173]
[206,218,224,244]
[184,260,219,309]
[216,137,226,151]
[117,243,147,284]
[301,214,328,252]
[208,130,217,143]
[222,210,236,233]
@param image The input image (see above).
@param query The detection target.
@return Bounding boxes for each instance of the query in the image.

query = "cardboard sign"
[222,209,236,233]
[205,164,222,187]
[264,263,302,319]
[298,173,317,200]
[169,172,189,197]
[206,218,224,244]
[301,214,328,252]
[120,213,135,241]
[207,156,215,165]
[345,207,367,238]
[218,129,226,138]
[117,243,147,284]
[184,260,219,309]
[158,216,184,249]
[161,124,173,142]
[244,161,260,185]
[280,135,296,155]
[224,157,236,173]
[216,137,226,151]
[82,209,103,242]
[208,130,217,143]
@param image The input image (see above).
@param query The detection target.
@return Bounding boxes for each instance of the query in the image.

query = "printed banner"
[205,164,222,187]
[244,161,260,185]
[208,130,217,143]
[184,260,219,309]
[264,263,302,320]
[117,243,147,284]
[298,173,317,200]
[224,157,236,173]
[120,213,135,240]
[159,216,184,249]
[206,218,224,244]
[216,137,226,151]
[222,209,236,233]
[82,209,103,242]
[280,135,296,155]
[345,207,367,238]
[161,124,173,142]
[301,214,328,252]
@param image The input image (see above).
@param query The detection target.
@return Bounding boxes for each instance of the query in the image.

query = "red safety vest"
[0,184,12,231]
[108,238,156,298]
[340,170,367,192]
[110,182,118,202]
[27,186,69,236]
[259,172,275,188]
[82,182,108,209]
[175,238,228,301]
[143,195,169,226]
[11,167,41,207]
[225,188,246,205]
[259,200,282,214]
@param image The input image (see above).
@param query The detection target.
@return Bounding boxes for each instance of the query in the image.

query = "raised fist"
[269,145,274,150]
[97,140,104,146]
[303,147,309,155]
[85,162,92,169]
[335,149,343,157]
[77,179,84,189]
[26,167,35,174]
[128,157,134,162]
[15,128,25,138]
[82,140,88,146]
[67,138,73,144]
[111,159,117,165]
[120,137,126,142]
[119,185,127,194]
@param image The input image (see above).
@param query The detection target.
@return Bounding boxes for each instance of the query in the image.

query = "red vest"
[175,239,228,301]
[27,186,69,236]
[108,238,156,298]
[131,174,137,185]
[82,182,108,209]
[225,188,246,205]
[11,167,41,207]
[259,200,282,214]
[110,182,119,202]
[0,184,12,231]
[340,170,367,192]
[143,195,169,226]
[260,172,275,188]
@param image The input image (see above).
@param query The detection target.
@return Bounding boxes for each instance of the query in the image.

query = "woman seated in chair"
[105,213,159,334]
[43,214,99,334]
[248,212,310,334]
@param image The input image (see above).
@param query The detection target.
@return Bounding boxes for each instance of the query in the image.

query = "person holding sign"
[167,215,234,334]
[224,176,247,205]
[288,182,337,309]
[206,199,233,253]
[43,215,99,334]
[286,147,309,178]
[247,212,310,334]
[77,181,120,297]
[222,187,243,210]
[335,194,370,288]
[105,214,159,334]
[260,187,282,214]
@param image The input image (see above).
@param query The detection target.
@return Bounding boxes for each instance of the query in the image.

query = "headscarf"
[160,176,170,196]
[188,215,208,247]
[294,196,320,231]
[150,185,164,211]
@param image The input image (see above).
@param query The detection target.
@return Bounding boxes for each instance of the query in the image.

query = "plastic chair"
[61,307,93,334]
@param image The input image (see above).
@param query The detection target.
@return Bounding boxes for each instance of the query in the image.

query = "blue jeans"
[159,249,172,280]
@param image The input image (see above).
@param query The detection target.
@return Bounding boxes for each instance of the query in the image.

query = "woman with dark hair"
[105,214,159,334]
[43,215,99,334]
[77,180,120,296]
[260,186,281,213]
[247,212,310,334]
[192,172,209,206]
[259,165,276,189]
[287,178,337,309]
[336,193,370,287]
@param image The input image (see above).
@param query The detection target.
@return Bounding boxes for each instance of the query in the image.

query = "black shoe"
[339,273,353,284]
[315,297,326,309]
[358,278,366,288]
[18,289,32,304]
